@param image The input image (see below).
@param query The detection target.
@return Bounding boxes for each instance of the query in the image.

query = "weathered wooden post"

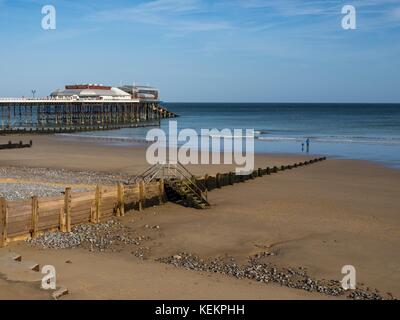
[158,179,165,205]
[229,172,234,185]
[139,181,145,211]
[94,185,102,223]
[31,196,39,238]
[64,187,72,232]
[266,167,271,175]
[204,174,209,191]
[116,183,125,217]
[216,173,221,188]
[0,197,8,247]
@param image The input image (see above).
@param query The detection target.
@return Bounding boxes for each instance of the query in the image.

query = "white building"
[50,84,159,101]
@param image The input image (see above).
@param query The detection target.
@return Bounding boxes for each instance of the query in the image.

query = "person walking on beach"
[306,138,310,153]
[301,142,304,152]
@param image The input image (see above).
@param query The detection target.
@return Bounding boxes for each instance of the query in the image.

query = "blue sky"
[0,0,399,102]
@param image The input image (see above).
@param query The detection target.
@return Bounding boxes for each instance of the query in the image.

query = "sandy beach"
[0,134,399,300]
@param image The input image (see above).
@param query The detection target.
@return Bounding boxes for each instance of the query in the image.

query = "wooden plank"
[7,213,32,224]
[116,183,125,217]
[72,215,90,225]
[38,220,59,231]
[7,200,31,209]
[37,214,60,224]
[7,230,30,239]
[65,188,72,232]
[139,181,145,212]
[71,203,93,212]
[93,185,102,223]
[7,208,31,219]
[36,200,64,211]
[71,204,92,213]
[70,192,96,203]
[71,198,93,206]
[125,194,139,201]
[0,198,8,247]
[36,207,61,217]
[31,196,39,238]
[159,179,164,204]
[7,220,31,235]
[72,211,91,220]
[101,203,115,212]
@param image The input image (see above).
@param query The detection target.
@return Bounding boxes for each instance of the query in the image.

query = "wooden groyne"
[0,140,32,150]
[0,157,326,247]
[0,180,165,247]
[194,157,327,192]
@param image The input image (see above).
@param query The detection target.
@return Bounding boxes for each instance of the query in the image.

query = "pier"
[0,84,176,134]
[0,99,175,134]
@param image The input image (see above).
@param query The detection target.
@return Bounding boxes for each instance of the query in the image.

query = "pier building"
[0,84,175,134]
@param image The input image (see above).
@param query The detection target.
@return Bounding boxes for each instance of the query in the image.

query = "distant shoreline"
[51,132,400,171]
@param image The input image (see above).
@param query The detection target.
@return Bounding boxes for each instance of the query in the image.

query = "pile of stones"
[0,166,129,186]
[27,219,140,252]
[157,252,394,300]
[0,182,89,201]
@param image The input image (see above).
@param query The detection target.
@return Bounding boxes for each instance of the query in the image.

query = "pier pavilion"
[0,84,176,134]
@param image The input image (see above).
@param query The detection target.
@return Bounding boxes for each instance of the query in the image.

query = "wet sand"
[0,134,399,299]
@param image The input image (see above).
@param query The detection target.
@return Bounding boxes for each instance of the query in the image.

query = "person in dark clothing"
[306,138,310,153]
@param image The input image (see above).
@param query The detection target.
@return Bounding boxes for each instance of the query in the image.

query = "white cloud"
[88,0,399,37]
[90,0,231,34]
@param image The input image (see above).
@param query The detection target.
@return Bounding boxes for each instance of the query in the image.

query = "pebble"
[52,287,69,300]
[157,252,395,301]
[0,166,130,201]
[27,219,141,251]
[0,182,89,201]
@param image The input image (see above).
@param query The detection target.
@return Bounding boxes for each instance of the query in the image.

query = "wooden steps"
[165,179,210,210]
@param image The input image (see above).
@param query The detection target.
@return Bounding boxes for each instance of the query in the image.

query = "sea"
[66,103,400,169]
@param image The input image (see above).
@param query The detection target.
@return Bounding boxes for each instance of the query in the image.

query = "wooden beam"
[138,181,145,211]
[31,196,39,238]
[94,185,102,223]
[117,183,125,217]
[159,179,164,205]
[0,197,8,247]
[64,187,72,232]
